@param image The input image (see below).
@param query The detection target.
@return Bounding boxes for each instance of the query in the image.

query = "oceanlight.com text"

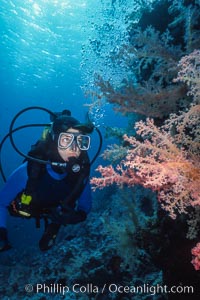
[25,283,194,296]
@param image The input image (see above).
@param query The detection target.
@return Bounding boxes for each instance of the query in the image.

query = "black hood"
[51,115,94,137]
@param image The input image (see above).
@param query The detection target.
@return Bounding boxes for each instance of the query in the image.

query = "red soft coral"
[91,112,200,219]
[191,243,200,271]
[174,49,200,103]
[91,50,200,270]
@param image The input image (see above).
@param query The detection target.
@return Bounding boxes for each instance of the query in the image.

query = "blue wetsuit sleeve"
[76,179,92,214]
[0,162,28,228]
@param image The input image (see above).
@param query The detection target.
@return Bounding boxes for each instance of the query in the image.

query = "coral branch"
[191,243,200,271]
[91,111,200,219]
[174,50,200,103]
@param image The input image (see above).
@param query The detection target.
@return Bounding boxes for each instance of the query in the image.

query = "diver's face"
[57,128,81,161]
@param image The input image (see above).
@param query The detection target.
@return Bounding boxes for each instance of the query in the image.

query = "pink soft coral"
[174,49,200,103]
[91,50,200,270]
[91,110,200,219]
[191,243,200,271]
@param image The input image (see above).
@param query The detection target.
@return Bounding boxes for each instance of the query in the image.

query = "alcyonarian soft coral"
[92,48,200,219]
[191,242,200,271]
[94,25,187,119]
[174,49,200,103]
[84,1,200,119]
[91,105,200,220]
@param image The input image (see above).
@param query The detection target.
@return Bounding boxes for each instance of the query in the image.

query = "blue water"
[0,0,131,180]
[0,0,133,254]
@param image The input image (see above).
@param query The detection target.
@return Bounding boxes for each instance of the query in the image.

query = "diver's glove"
[0,227,12,252]
[49,206,87,225]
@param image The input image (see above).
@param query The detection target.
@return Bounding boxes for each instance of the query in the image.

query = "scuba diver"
[0,107,101,252]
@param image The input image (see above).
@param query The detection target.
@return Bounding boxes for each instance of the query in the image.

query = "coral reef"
[83,0,200,119]
[0,207,162,300]
[90,11,200,283]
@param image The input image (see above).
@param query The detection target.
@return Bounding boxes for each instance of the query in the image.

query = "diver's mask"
[58,132,90,151]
